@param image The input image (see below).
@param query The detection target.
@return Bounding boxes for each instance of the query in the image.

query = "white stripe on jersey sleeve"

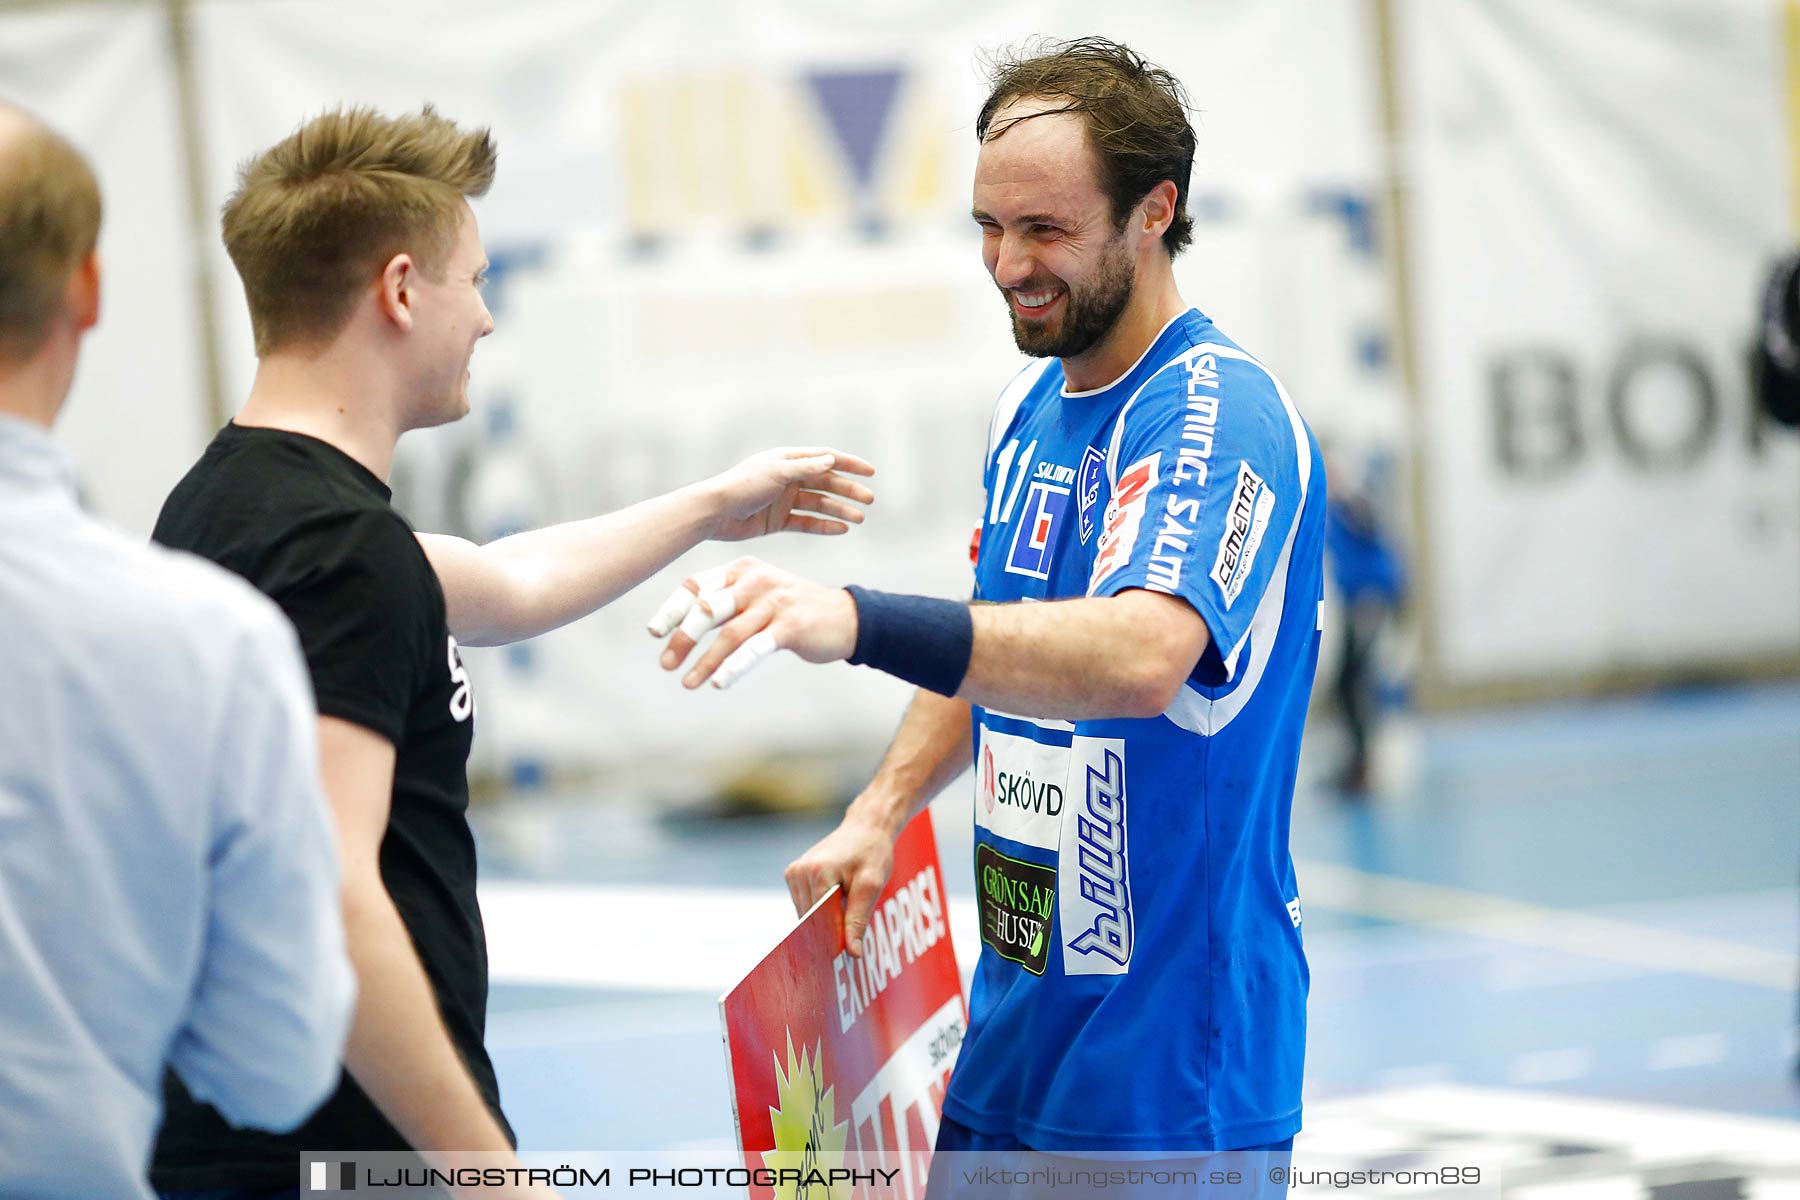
[1158,343,1313,736]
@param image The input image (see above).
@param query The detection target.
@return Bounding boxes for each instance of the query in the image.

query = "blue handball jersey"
[943,308,1325,1152]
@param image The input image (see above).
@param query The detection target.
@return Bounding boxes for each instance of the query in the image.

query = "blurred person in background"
[653,38,1317,1192]
[1321,443,1405,797]
[1755,251,1800,430]
[149,105,873,1198]
[1750,250,1800,1083]
[0,102,353,1199]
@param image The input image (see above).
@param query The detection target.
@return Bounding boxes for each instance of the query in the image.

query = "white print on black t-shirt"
[447,635,474,722]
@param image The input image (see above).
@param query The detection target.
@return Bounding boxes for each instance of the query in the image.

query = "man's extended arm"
[956,590,1207,717]
[653,558,1209,720]
[694,561,1206,950]
[419,448,873,647]
[784,690,971,956]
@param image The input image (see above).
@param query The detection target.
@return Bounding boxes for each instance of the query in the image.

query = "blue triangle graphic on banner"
[803,68,904,194]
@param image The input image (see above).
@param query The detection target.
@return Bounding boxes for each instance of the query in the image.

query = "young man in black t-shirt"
[150,107,874,1199]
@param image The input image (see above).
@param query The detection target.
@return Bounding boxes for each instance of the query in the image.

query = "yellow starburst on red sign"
[762,1029,851,1200]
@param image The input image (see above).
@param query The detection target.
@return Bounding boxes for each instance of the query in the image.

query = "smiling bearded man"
[648,37,1326,1199]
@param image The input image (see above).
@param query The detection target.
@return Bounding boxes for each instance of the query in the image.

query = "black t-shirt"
[149,423,510,1189]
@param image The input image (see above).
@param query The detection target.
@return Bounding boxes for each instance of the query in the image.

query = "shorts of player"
[928,1115,1293,1200]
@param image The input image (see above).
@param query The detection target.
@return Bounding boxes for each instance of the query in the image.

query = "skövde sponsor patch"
[974,726,1069,852]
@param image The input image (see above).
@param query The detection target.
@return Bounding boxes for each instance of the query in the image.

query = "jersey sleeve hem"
[1088,574,1239,680]
[312,689,404,745]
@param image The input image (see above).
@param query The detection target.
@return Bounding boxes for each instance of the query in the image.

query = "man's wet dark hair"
[977,37,1197,257]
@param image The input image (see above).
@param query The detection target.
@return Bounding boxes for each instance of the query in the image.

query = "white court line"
[480,867,1796,994]
[1296,859,1798,989]
[1370,1062,1458,1089]
[1505,1046,1595,1085]
[480,880,981,994]
[1646,1033,1728,1071]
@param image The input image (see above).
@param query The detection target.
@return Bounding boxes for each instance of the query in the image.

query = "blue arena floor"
[470,682,1800,1154]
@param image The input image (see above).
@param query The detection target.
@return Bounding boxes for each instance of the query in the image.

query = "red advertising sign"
[719,814,967,1200]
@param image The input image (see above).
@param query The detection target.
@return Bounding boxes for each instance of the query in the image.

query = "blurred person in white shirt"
[0,101,354,1200]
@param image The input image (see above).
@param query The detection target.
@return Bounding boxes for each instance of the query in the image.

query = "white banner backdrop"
[0,2,210,536]
[1400,0,1800,686]
[187,0,1392,780]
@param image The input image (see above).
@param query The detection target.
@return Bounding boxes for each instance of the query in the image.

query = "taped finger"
[711,629,780,690]
[646,567,729,637]
[646,587,696,638]
[677,588,739,641]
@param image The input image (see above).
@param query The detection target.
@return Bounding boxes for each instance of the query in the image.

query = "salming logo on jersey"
[1173,352,1221,488]
[1134,351,1226,595]
[1061,738,1131,976]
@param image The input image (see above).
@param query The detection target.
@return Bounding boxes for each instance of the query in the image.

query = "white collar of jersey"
[1060,308,1198,399]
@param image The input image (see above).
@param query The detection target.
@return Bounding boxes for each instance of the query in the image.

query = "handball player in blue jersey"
[653,39,1322,1188]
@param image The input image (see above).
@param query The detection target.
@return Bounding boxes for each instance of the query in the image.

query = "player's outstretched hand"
[646,556,858,690]
[710,447,874,542]
[784,812,897,959]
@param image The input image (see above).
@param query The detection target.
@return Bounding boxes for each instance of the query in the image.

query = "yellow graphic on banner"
[762,1030,851,1200]
[1786,0,1800,232]
[783,86,839,221]
[616,66,948,242]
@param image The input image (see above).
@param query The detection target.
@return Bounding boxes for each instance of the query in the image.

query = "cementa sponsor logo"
[1209,461,1275,609]
[973,726,1069,852]
[976,843,1056,975]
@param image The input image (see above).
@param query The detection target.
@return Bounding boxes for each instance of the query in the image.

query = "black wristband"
[843,586,974,698]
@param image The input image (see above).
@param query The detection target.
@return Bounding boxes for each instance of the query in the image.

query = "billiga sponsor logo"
[976,843,1056,975]
[1060,737,1132,976]
[974,727,1069,851]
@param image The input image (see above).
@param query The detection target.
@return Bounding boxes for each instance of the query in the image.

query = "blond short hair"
[0,111,102,361]
[223,105,495,355]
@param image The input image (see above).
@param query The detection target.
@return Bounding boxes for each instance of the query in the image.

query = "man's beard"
[1005,235,1135,361]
